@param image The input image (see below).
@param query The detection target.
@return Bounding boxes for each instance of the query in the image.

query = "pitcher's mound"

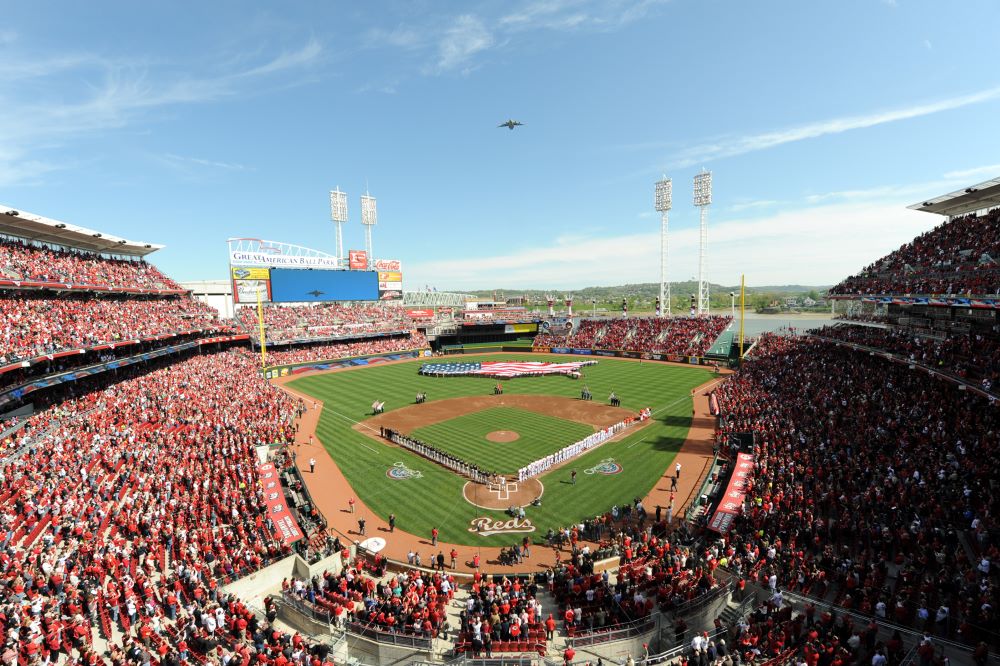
[486,430,520,443]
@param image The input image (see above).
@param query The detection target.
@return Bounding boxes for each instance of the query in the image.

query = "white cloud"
[406,199,936,291]
[369,1,664,76]
[363,25,425,50]
[500,0,665,32]
[729,200,780,212]
[432,15,495,73]
[668,84,1000,167]
[162,154,252,172]
[942,164,1000,181]
[238,38,322,77]
[0,39,324,187]
[923,39,932,50]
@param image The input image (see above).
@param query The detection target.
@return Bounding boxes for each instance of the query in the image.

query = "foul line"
[628,378,725,449]
[324,407,382,455]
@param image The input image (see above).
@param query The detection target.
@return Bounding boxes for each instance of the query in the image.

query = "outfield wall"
[442,344,723,367]
[262,348,432,379]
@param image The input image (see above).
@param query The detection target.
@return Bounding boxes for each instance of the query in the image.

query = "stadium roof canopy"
[907,176,1000,218]
[0,205,163,257]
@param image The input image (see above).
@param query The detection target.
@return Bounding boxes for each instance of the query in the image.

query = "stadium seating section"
[0,237,180,291]
[533,315,731,356]
[814,323,1000,392]
[831,208,1000,297]
[236,303,414,342]
[0,293,229,365]
[259,332,428,366]
[712,334,998,646]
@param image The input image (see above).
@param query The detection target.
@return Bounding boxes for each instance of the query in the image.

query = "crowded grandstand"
[1,177,998,666]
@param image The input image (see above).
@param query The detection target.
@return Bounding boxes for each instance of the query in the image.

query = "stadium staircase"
[442,582,570,659]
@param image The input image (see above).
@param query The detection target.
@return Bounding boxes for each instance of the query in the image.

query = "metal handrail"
[569,614,656,647]
[345,621,433,649]
[778,588,999,659]
[278,590,333,626]
[669,580,733,618]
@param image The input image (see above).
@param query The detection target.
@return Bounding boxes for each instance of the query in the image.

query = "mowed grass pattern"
[409,407,594,475]
[289,354,710,546]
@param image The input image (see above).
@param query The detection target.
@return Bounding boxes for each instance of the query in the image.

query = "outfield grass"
[288,353,709,546]
[409,407,594,475]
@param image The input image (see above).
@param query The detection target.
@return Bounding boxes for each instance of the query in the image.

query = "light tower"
[329,187,348,267]
[693,170,713,315]
[360,191,377,270]
[654,177,672,317]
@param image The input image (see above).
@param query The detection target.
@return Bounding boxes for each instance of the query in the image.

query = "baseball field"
[287,353,711,546]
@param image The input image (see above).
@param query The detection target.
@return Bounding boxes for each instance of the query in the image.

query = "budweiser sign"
[468,516,535,537]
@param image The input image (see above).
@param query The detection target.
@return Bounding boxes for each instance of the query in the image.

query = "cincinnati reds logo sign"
[468,517,535,537]
[584,458,623,475]
[386,462,423,480]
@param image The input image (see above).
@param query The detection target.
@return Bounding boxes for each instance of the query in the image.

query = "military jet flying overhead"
[498,119,524,130]
[307,290,325,297]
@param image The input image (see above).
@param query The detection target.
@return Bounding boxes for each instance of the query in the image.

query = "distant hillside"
[465,281,833,312]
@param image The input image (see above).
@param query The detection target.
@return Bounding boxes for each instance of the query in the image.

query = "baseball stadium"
[2,4,1000,666]
[1,176,999,666]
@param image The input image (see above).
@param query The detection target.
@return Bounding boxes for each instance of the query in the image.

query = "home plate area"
[463,477,543,510]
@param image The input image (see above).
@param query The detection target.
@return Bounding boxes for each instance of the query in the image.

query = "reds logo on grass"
[468,516,535,537]
[386,462,423,480]
[584,458,623,475]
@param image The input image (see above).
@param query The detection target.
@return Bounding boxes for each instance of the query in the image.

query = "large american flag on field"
[419,360,596,378]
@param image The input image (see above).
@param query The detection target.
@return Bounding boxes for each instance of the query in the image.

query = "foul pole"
[257,288,267,369]
[738,274,746,362]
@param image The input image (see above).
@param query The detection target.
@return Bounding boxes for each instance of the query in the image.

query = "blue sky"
[2,0,999,290]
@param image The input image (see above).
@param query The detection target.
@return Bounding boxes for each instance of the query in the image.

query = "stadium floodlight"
[693,170,713,315]
[654,177,672,317]
[693,170,712,207]
[360,193,377,271]
[329,187,348,268]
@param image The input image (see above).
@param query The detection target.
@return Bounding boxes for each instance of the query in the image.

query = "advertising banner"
[534,346,551,353]
[233,279,272,304]
[376,270,403,301]
[230,251,339,269]
[256,462,303,545]
[708,452,754,534]
[540,318,574,337]
[571,348,593,355]
[406,309,434,319]
[373,258,401,271]
[551,347,570,354]
[231,266,271,280]
[348,250,368,270]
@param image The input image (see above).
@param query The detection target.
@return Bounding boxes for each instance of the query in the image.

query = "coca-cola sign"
[373,258,401,271]
[468,516,535,537]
